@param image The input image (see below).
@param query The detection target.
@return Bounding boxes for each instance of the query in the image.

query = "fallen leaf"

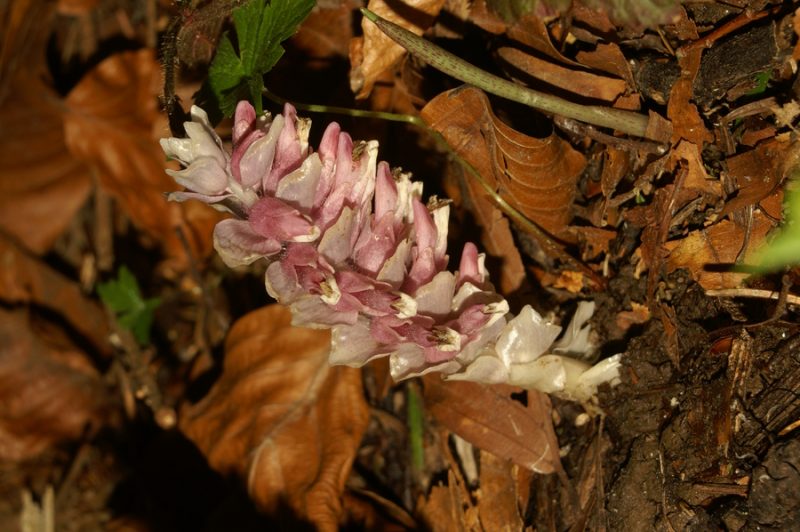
[0,232,112,356]
[670,140,722,199]
[0,307,115,461]
[663,207,777,290]
[506,12,582,67]
[181,305,369,530]
[63,49,221,270]
[477,450,524,530]
[579,0,681,30]
[291,0,356,59]
[552,270,588,293]
[417,469,475,532]
[720,137,800,219]
[498,46,627,102]
[349,0,445,99]
[421,86,586,237]
[424,88,527,294]
[667,47,713,146]
[422,376,562,473]
[572,226,617,260]
[615,302,651,334]
[0,0,92,255]
[576,42,636,88]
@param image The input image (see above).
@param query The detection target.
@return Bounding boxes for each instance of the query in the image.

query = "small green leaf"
[98,266,161,345]
[750,182,800,273]
[746,71,771,96]
[206,0,315,116]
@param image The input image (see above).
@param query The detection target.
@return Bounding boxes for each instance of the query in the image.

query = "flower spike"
[162,101,621,401]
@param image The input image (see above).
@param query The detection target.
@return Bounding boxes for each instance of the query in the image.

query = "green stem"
[360,8,652,139]
[263,87,422,125]
[406,382,425,473]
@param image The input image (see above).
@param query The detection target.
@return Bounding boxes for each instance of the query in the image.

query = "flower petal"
[275,152,322,211]
[166,157,228,196]
[213,219,281,267]
[248,196,319,242]
[235,114,282,189]
[495,305,562,366]
[233,100,257,144]
[263,104,307,193]
[330,319,388,366]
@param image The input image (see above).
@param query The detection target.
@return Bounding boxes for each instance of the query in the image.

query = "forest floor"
[1,1,799,530]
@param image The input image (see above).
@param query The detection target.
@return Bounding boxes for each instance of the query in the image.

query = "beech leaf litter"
[1,0,800,530]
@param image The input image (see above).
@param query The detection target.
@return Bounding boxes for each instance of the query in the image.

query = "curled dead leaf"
[421,85,586,237]
[0,307,115,462]
[350,0,445,99]
[181,305,369,530]
[63,49,221,270]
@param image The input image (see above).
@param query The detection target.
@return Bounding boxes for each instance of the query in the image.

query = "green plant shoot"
[208,0,315,116]
[750,178,800,273]
[98,266,161,345]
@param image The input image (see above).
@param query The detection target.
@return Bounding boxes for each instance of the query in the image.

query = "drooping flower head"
[161,101,620,400]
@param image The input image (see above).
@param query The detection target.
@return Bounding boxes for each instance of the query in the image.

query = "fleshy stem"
[263,87,605,288]
[360,8,653,140]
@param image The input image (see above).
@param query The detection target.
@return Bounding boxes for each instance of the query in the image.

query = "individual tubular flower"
[162,101,621,400]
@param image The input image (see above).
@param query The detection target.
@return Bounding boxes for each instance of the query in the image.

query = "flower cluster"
[161,102,620,400]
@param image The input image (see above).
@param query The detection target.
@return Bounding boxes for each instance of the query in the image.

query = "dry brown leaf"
[423,376,561,474]
[0,307,114,461]
[572,226,617,261]
[615,302,651,335]
[575,42,636,88]
[63,49,221,270]
[417,469,474,532]
[720,137,800,219]
[181,305,369,530]
[663,207,777,290]
[422,86,586,237]
[349,0,445,99]
[0,232,112,356]
[468,0,509,35]
[291,0,356,60]
[498,46,627,102]
[671,141,722,198]
[667,47,713,146]
[793,8,800,61]
[0,0,92,255]
[423,88,525,294]
[477,451,525,530]
[507,13,582,67]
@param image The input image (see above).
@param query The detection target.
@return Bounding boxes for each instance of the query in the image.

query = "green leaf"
[207,0,315,116]
[98,266,161,345]
[746,71,771,96]
[750,182,800,273]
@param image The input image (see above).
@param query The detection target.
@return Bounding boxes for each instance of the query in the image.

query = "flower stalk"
[161,102,621,400]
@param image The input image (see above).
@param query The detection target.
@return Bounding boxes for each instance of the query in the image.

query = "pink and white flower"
[162,101,621,400]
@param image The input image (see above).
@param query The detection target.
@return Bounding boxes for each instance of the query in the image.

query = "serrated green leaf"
[208,35,246,92]
[207,0,315,116]
[98,266,161,345]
